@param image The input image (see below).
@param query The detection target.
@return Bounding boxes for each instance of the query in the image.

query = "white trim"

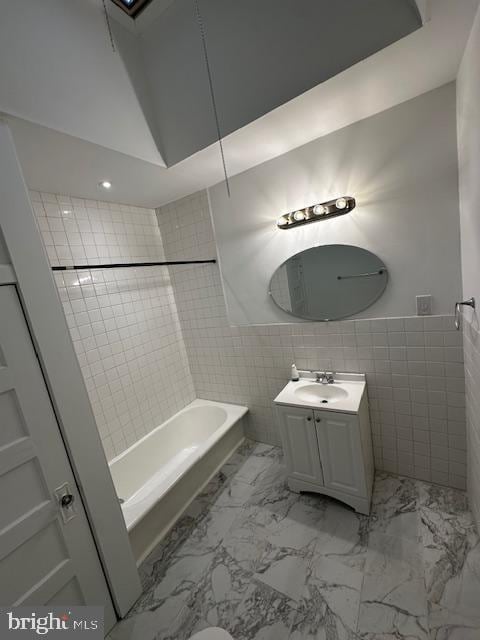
[0,122,141,618]
[0,264,16,284]
[415,0,431,25]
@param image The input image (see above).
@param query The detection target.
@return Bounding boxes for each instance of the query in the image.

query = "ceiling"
[0,0,164,165]
[3,0,480,208]
[117,0,422,165]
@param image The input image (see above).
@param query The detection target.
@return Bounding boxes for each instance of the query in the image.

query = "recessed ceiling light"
[99,180,112,190]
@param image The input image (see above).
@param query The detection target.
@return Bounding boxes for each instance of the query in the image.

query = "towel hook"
[454,297,475,330]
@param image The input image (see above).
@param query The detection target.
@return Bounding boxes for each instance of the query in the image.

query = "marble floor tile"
[259,497,326,555]
[110,606,182,640]
[163,546,253,639]
[163,602,210,640]
[417,483,469,517]
[427,604,480,639]
[255,553,310,604]
[229,580,296,640]
[357,601,429,639]
[135,549,214,616]
[358,532,428,639]
[233,445,278,487]
[419,504,480,621]
[312,500,369,572]
[137,508,202,591]
[197,471,231,504]
[293,554,364,638]
[113,442,479,640]
[213,477,257,510]
[369,473,420,542]
[220,518,270,574]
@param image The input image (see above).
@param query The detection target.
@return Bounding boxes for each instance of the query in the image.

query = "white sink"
[274,373,366,414]
[293,384,348,405]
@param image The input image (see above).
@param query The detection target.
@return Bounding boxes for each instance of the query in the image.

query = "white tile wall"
[463,317,480,526]
[31,191,195,461]
[157,191,467,489]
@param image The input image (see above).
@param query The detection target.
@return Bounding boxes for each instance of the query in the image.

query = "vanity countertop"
[274,372,366,414]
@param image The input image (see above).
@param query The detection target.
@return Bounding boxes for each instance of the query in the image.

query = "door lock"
[55,483,77,523]
[60,493,75,509]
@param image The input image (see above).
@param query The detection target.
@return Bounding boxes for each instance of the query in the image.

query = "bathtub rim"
[109,398,248,531]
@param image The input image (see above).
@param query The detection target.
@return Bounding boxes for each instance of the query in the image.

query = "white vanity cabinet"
[314,410,367,499]
[275,374,374,515]
[277,406,324,486]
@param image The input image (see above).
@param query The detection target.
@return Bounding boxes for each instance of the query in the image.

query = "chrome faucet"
[315,371,334,384]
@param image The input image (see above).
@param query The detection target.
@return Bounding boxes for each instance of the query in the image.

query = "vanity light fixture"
[277,196,356,230]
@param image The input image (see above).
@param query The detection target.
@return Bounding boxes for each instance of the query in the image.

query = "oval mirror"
[269,244,388,321]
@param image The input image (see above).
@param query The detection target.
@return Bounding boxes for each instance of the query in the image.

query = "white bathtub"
[109,399,248,563]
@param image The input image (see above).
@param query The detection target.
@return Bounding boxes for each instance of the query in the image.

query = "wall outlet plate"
[416,294,432,316]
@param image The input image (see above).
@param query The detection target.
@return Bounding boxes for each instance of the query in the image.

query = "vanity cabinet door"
[314,411,366,498]
[277,406,324,485]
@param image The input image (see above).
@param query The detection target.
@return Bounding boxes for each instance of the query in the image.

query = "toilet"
[190,628,234,640]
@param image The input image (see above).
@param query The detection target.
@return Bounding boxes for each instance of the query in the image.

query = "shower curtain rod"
[51,259,216,271]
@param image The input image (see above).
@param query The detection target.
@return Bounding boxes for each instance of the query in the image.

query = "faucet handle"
[325,372,335,383]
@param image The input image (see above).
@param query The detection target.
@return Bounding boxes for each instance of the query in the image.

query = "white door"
[277,406,323,485]
[0,285,116,625]
[314,410,366,497]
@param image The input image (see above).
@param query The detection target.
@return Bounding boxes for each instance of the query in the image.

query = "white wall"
[457,5,480,529]
[209,83,462,325]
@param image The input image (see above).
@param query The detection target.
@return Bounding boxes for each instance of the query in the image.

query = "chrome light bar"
[277,196,356,230]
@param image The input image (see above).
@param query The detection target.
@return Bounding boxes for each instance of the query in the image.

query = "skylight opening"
[110,0,154,18]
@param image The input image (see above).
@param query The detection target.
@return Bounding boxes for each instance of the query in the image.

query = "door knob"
[315,418,321,423]
[60,493,75,509]
[306,416,312,421]
[55,482,77,523]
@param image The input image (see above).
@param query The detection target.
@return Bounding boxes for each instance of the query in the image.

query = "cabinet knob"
[315,418,321,423]
[306,416,312,422]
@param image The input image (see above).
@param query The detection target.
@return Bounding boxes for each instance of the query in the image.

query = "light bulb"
[99,180,112,190]
[293,210,306,222]
[277,216,287,226]
[335,197,347,210]
[313,204,326,216]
